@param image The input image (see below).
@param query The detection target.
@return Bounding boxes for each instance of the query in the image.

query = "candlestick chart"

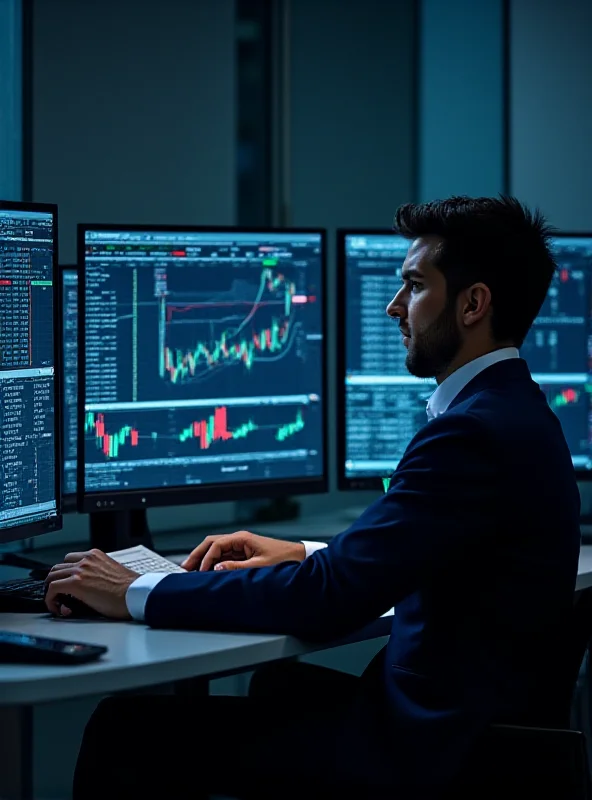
[83,399,320,493]
[160,266,304,388]
[85,404,307,460]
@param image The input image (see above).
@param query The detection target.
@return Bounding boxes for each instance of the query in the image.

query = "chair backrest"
[511,588,592,729]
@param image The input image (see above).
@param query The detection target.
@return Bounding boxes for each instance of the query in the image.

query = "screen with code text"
[0,208,58,529]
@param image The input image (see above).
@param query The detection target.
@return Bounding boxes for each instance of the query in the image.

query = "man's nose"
[386,292,406,320]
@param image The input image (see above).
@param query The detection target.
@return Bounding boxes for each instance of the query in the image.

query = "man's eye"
[410,281,422,293]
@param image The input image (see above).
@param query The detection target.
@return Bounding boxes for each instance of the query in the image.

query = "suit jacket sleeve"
[145,412,499,641]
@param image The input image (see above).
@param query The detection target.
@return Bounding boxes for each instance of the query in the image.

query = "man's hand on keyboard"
[182,531,306,573]
[45,549,139,619]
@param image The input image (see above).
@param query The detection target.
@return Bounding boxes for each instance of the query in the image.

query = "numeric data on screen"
[0,373,56,525]
[62,270,78,497]
[0,212,54,370]
[343,233,434,479]
[0,209,58,528]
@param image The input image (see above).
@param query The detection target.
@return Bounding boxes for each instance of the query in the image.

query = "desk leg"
[0,706,33,800]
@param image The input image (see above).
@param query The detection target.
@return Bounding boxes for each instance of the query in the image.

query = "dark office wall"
[30,0,238,543]
[419,0,507,200]
[289,0,417,512]
[510,0,592,230]
[0,0,22,200]
[31,0,236,263]
[289,0,416,230]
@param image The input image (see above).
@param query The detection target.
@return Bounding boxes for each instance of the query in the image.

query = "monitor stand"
[89,509,154,552]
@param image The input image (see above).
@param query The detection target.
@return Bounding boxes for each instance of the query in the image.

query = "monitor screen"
[79,227,326,510]
[0,204,60,538]
[525,236,592,470]
[339,232,431,488]
[61,267,78,503]
[339,231,592,489]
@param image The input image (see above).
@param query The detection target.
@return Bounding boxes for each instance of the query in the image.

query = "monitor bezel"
[336,228,592,491]
[0,200,62,543]
[59,263,78,512]
[76,223,329,514]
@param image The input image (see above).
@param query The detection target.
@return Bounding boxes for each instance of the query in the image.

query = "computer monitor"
[523,234,592,473]
[0,201,61,542]
[60,265,78,510]
[337,229,592,491]
[78,225,327,548]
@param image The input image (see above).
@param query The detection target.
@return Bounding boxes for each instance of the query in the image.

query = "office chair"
[448,587,592,799]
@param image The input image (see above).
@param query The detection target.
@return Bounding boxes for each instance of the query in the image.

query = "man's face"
[386,236,462,380]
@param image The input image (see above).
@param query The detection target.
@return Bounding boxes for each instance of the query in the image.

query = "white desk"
[0,612,392,707]
[1,544,591,799]
[0,611,391,800]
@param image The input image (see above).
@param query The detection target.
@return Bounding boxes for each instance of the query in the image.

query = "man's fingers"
[214,561,243,571]
[200,541,227,572]
[181,544,206,571]
[214,558,261,572]
[182,537,220,570]
[44,575,80,614]
[47,563,70,576]
[64,551,93,563]
[182,532,254,570]
[45,565,77,585]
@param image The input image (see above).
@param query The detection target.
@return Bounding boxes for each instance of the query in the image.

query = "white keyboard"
[107,544,186,575]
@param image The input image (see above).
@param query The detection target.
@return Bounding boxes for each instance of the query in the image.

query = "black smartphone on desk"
[0,631,108,665]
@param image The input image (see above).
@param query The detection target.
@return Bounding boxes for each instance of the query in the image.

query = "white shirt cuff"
[301,541,328,558]
[126,572,170,622]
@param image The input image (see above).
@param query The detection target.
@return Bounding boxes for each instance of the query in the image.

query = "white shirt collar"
[426,347,520,421]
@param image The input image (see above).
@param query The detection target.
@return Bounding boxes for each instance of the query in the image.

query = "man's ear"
[461,283,491,326]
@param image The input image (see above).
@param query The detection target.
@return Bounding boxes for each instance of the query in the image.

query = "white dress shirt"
[126,347,521,622]
[426,346,519,420]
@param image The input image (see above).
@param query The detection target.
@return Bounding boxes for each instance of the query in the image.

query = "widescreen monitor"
[338,229,592,490]
[78,225,327,514]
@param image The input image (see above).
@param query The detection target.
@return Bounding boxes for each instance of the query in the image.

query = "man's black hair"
[393,195,557,347]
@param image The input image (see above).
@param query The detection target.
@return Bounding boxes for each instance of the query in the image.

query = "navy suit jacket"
[146,359,581,790]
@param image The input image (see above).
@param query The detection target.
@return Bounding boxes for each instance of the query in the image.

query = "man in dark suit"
[47,196,581,799]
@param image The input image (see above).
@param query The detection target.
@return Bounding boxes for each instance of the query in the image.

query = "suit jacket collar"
[447,357,533,412]
[427,347,520,420]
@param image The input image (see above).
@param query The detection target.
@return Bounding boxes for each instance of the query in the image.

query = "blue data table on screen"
[0,203,61,544]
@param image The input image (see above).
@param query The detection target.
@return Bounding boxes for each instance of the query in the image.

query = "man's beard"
[405,302,462,379]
